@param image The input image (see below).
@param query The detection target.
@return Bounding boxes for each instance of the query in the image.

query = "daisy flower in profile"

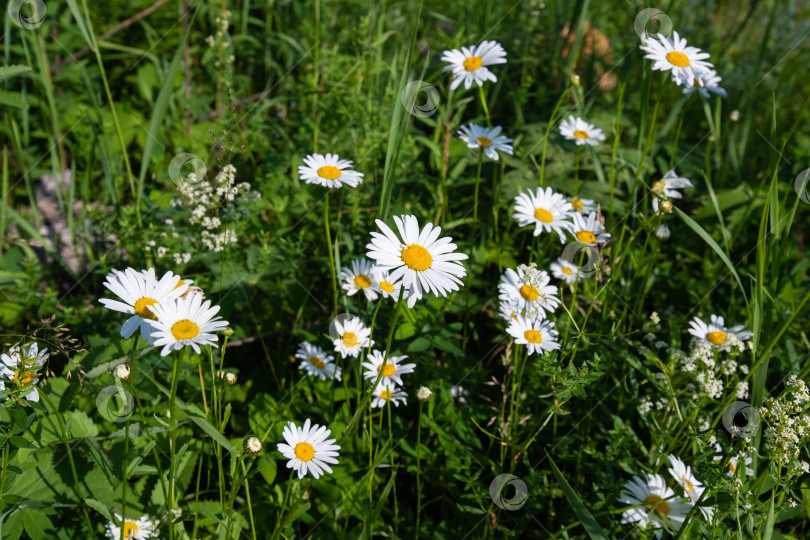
[0,343,49,403]
[366,215,468,308]
[332,316,373,358]
[370,383,408,408]
[104,513,158,539]
[688,315,752,348]
[341,259,380,301]
[498,264,560,321]
[618,473,691,537]
[277,419,340,479]
[668,455,714,521]
[651,170,692,200]
[457,124,513,161]
[295,342,341,381]
[640,31,714,85]
[550,257,581,284]
[441,40,507,91]
[680,69,727,99]
[145,293,229,356]
[99,268,188,341]
[506,315,561,355]
[568,196,597,214]
[298,153,364,189]
[512,187,574,241]
[559,116,605,146]
[570,212,611,246]
[371,268,408,301]
[361,350,416,387]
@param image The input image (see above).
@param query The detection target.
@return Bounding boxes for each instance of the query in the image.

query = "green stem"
[168,349,186,540]
[324,191,338,317]
[120,335,139,540]
[478,85,491,127]
[415,400,424,538]
[241,459,258,540]
[473,152,483,221]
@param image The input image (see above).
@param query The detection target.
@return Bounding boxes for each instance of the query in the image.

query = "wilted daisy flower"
[277,419,340,479]
[298,153,364,189]
[559,115,605,146]
[688,315,752,348]
[332,316,373,358]
[361,349,415,387]
[506,315,561,355]
[550,257,581,284]
[498,264,560,321]
[370,383,408,408]
[568,197,597,214]
[145,293,229,356]
[0,343,49,403]
[366,215,468,308]
[654,224,671,241]
[640,31,714,86]
[680,69,727,98]
[341,258,380,301]
[441,40,507,91]
[618,473,691,536]
[668,455,714,521]
[651,170,693,214]
[512,187,574,241]
[243,436,262,455]
[570,212,611,245]
[714,444,754,477]
[113,363,131,381]
[295,342,341,381]
[99,268,189,341]
[104,514,158,539]
[457,124,513,161]
[416,386,432,401]
[371,268,408,301]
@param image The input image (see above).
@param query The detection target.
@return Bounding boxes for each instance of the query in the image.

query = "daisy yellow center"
[12,370,36,385]
[666,51,690,67]
[380,281,395,293]
[524,329,543,344]
[519,284,540,301]
[401,244,432,271]
[652,179,667,195]
[694,78,704,88]
[380,390,392,400]
[122,522,139,538]
[534,208,554,223]
[171,319,200,340]
[707,331,727,346]
[477,136,492,147]
[682,477,695,491]
[377,364,396,377]
[561,266,573,275]
[576,230,596,244]
[294,442,315,462]
[134,297,159,320]
[644,495,670,516]
[573,130,589,139]
[174,279,186,289]
[317,165,342,180]
[570,199,584,209]
[354,275,371,288]
[342,332,358,347]
[310,356,325,370]
[463,56,483,71]
[727,460,736,473]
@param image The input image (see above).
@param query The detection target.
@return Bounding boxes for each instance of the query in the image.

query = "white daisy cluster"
[498,263,562,356]
[105,513,158,539]
[362,349,414,408]
[758,376,810,470]
[0,343,49,404]
[640,31,727,98]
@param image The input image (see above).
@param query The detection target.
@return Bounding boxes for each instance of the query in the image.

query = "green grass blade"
[546,450,608,540]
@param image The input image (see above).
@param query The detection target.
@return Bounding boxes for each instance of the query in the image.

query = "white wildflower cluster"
[759,376,810,471]
[209,10,235,67]
[638,397,653,415]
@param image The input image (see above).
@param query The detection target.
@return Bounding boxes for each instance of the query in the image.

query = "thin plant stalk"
[324,191,339,317]
[415,399,425,538]
[473,152,483,221]
[120,335,139,540]
[168,348,187,540]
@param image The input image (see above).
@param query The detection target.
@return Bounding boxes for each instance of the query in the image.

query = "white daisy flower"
[568,197,597,214]
[457,124,513,161]
[498,264,560,321]
[618,472,691,537]
[559,115,606,146]
[688,315,752,348]
[714,444,754,477]
[99,268,189,342]
[366,215,468,308]
[570,212,611,245]
[277,419,340,479]
[550,257,581,284]
[512,187,575,241]
[297,153,364,189]
[640,31,714,85]
[371,268,408,301]
[295,342,341,381]
[332,316,373,358]
[361,349,416,387]
[668,455,714,521]
[680,69,727,99]
[341,258,380,301]
[104,514,158,539]
[370,383,408,408]
[652,170,692,200]
[145,293,229,356]
[506,315,561,355]
[441,40,507,91]
[497,298,522,323]
[0,343,49,403]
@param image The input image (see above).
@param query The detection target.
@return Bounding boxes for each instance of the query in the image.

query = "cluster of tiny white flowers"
[696,371,724,399]
[736,381,749,399]
[638,396,653,415]
[649,311,660,327]
[202,229,239,253]
[173,252,192,265]
[209,10,235,67]
[759,376,810,469]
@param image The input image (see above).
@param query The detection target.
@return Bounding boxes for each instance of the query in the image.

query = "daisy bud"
[416,386,433,401]
[223,326,234,338]
[654,224,671,240]
[570,73,581,86]
[659,200,673,213]
[730,109,740,122]
[243,436,262,455]
[219,371,237,385]
[302,491,310,501]
[113,363,131,381]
